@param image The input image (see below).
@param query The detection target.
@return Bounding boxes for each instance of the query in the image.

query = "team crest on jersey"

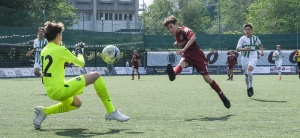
[167,52,178,65]
[180,35,183,40]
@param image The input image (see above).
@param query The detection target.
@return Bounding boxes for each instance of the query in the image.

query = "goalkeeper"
[33,21,130,130]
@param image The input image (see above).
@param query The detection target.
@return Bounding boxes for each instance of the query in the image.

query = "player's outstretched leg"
[93,76,130,122]
[209,80,231,108]
[203,75,230,108]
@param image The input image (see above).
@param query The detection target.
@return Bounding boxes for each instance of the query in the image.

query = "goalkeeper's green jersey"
[41,42,85,94]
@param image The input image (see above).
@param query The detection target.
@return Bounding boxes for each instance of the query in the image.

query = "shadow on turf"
[251,98,287,103]
[40,128,139,137]
[184,115,235,122]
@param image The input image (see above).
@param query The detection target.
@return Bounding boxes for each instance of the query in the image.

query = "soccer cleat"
[230,78,233,81]
[221,96,231,109]
[247,87,254,97]
[138,75,140,80]
[166,64,176,81]
[279,76,282,80]
[226,78,230,81]
[131,78,134,80]
[33,106,46,130]
[105,109,130,122]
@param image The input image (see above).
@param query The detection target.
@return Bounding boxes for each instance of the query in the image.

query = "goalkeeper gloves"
[74,42,85,55]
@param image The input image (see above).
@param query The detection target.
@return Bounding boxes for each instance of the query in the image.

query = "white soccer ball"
[101,45,121,64]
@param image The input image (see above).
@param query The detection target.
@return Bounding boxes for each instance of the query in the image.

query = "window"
[124,14,132,21]
[114,13,123,20]
[98,0,114,3]
[109,13,112,20]
[104,13,113,20]
[97,13,104,20]
[118,0,133,3]
[114,14,118,20]
[76,0,92,3]
[105,13,109,20]
[119,14,122,20]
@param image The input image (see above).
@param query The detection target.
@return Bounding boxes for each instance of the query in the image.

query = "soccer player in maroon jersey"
[163,15,231,109]
[131,50,141,80]
[226,50,237,81]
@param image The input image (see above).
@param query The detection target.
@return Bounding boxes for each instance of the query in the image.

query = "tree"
[207,0,254,34]
[0,0,78,28]
[141,0,177,35]
[177,0,211,33]
[247,0,299,34]
[141,0,211,34]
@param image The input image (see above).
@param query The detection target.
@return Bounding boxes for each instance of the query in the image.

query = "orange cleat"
[279,76,282,80]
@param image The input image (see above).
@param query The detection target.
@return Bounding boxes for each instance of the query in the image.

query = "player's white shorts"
[275,60,282,68]
[241,57,258,74]
[34,63,41,69]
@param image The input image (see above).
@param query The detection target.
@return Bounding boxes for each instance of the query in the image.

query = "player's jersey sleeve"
[33,39,37,48]
[255,36,262,46]
[60,47,85,67]
[236,37,243,50]
[183,27,195,40]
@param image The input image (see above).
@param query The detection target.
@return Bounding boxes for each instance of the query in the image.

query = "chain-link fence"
[1,0,300,68]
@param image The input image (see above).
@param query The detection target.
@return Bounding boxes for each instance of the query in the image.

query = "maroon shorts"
[182,50,208,75]
[228,65,234,70]
[132,64,139,70]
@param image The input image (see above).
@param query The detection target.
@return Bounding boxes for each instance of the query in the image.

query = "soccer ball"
[101,45,121,64]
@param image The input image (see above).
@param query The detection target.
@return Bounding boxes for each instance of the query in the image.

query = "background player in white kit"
[236,23,264,97]
[272,45,284,80]
[26,27,48,77]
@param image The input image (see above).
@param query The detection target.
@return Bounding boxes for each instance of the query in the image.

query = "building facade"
[68,0,141,32]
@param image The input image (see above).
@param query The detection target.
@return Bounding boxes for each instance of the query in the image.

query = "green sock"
[94,76,115,114]
[44,103,78,116]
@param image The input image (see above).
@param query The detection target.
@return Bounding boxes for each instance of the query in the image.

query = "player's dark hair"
[243,23,253,30]
[44,21,65,41]
[37,27,44,32]
[163,15,177,27]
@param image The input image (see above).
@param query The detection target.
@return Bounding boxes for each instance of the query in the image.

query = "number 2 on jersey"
[41,55,53,77]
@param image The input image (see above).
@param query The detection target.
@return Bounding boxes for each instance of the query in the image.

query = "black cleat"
[221,96,231,109]
[226,78,230,81]
[166,64,176,81]
[247,87,254,97]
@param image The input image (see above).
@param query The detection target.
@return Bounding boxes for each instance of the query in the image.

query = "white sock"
[247,71,253,88]
[244,76,249,89]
